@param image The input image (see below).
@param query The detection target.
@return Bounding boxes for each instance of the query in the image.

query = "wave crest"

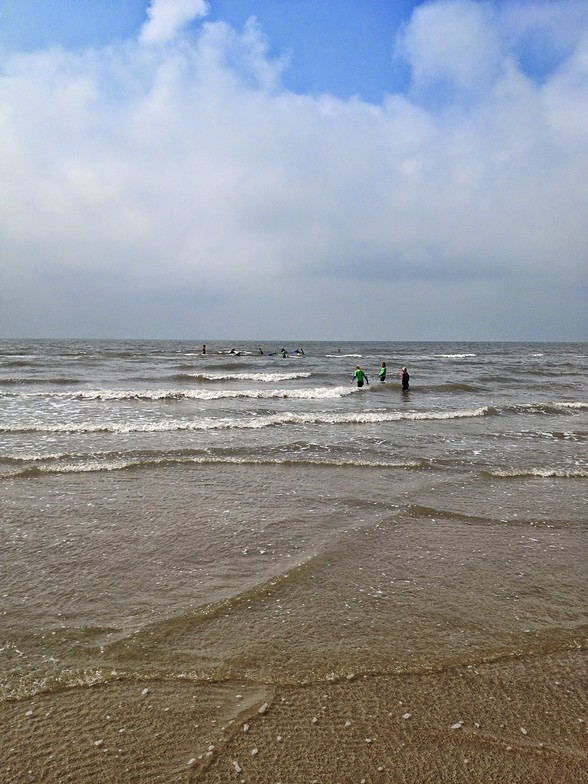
[0,407,490,435]
[486,467,588,479]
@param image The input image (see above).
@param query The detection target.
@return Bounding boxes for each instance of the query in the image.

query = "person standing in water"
[352,366,369,387]
[401,366,410,390]
[379,361,387,382]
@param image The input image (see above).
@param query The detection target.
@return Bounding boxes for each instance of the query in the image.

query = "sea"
[1,339,586,708]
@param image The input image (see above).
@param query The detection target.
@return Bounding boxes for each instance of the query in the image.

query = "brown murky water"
[1,340,586,781]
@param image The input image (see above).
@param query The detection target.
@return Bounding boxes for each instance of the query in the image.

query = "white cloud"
[397,0,504,95]
[500,0,588,58]
[140,0,209,45]
[0,1,586,339]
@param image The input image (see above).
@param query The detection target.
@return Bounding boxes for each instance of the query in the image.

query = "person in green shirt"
[351,366,369,388]
[379,361,387,382]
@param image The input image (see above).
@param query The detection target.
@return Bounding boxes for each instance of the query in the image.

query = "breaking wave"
[1,383,335,402]
[3,454,425,479]
[171,371,312,383]
[0,407,491,435]
[485,467,588,479]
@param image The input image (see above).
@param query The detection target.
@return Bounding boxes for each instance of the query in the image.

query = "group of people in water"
[201,343,409,389]
[352,362,410,389]
[201,344,305,357]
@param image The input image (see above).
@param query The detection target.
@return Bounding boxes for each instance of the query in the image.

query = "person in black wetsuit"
[401,367,410,390]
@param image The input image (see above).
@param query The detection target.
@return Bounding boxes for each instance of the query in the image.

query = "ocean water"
[1,339,586,703]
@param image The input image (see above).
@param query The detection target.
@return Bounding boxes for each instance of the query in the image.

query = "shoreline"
[2,648,586,783]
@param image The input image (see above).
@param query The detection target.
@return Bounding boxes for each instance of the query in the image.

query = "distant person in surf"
[202,344,206,354]
[352,366,369,388]
[379,361,387,382]
[401,367,410,390]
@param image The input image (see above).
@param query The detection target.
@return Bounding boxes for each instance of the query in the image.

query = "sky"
[0,0,586,341]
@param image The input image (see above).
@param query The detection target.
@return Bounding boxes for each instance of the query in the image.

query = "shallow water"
[1,340,586,697]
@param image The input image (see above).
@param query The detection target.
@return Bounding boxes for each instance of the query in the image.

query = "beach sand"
[2,649,586,783]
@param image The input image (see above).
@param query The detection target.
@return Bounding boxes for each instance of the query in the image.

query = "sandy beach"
[2,649,586,783]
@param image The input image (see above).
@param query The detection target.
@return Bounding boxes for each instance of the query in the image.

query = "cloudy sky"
[0,0,586,341]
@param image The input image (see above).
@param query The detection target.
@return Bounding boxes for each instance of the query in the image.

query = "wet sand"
[2,649,586,783]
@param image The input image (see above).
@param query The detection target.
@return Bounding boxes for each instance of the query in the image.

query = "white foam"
[1,406,490,435]
[434,353,477,359]
[191,371,312,382]
[488,467,588,478]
